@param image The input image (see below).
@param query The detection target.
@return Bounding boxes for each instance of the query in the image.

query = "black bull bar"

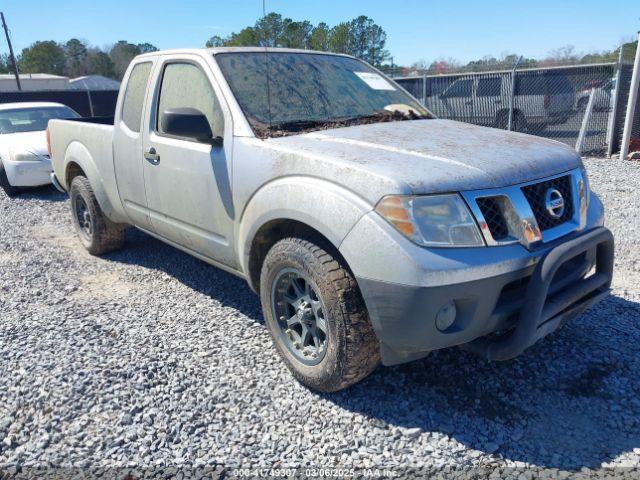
[465,226,614,361]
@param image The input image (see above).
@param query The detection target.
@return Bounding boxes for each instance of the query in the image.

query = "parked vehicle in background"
[48,48,613,392]
[576,78,615,111]
[0,102,79,197]
[433,71,575,131]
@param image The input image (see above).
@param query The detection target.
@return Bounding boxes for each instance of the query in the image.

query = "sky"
[1,0,638,66]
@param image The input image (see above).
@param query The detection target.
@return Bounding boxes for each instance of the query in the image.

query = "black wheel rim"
[74,194,93,240]
[271,268,328,366]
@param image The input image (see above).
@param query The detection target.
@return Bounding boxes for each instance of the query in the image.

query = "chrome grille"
[521,175,573,230]
[461,169,587,249]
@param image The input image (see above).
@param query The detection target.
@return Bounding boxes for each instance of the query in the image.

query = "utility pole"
[620,31,640,160]
[606,44,624,158]
[1,12,21,91]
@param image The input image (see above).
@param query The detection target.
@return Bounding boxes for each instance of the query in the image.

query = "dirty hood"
[266,119,582,196]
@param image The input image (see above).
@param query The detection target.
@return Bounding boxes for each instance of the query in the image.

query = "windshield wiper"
[258,110,430,137]
[343,110,429,123]
[268,112,409,132]
[267,119,335,131]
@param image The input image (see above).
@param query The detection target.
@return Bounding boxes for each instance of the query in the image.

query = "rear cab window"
[121,62,152,132]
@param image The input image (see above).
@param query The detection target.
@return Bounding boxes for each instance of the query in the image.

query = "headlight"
[10,150,41,162]
[375,194,484,247]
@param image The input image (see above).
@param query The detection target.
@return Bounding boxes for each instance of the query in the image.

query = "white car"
[576,79,614,112]
[0,102,80,197]
[427,72,575,131]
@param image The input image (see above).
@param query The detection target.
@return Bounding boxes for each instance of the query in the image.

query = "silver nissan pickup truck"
[48,48,614,392]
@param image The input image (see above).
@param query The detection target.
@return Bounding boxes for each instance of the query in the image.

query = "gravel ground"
[0,157,639,479]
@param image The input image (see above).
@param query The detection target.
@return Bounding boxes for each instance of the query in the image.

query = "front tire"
[260,236,380,392]
[69,176,126,255]
[0,162,20,198]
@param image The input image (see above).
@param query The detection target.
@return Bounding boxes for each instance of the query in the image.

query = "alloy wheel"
[271,268,329,366]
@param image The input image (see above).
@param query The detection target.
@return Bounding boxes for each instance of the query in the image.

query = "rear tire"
[69,176,126,255]
[260,236,380,392]
[0,162,20,198]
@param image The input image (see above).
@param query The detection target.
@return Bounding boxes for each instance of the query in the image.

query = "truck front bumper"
[340,195,613,365]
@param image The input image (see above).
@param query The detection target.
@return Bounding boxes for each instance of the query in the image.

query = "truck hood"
[0,130,48,157]
[265,119,582,196]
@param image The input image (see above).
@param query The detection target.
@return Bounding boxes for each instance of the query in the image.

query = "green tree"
[615,40,637,63]
[202,13,392,63]
[328,22,351,54]
[64,38,88,77]
[137,43,158,54]
[223,14,313,49]
[225,27,258,46]
[280,19,313,48]
[309,22,330,51]
[205,35,227,48]
[0,54,11,74]
[348,16,389,66]
[580,40,638,64]
[19,41,66,75]
[85,48,116,78]
[255,12,284,47]
[461,53,538,73]
[109,41,141,79]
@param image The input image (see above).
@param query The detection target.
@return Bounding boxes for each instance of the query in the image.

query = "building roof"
[69,75,121,91]
[0,73,69,80]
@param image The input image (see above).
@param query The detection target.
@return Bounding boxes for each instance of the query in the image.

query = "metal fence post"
[576,88,596,154]
[606,45,624,158]
[620,32,640,160]
[507,56,523,131]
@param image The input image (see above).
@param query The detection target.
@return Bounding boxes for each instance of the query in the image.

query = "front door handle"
[144,147,160,165]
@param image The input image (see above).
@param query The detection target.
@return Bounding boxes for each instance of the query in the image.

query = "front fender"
[237,176,373,279]
[63,141,128,224]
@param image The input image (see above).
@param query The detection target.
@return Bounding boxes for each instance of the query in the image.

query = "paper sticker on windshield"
[354,71,396,91]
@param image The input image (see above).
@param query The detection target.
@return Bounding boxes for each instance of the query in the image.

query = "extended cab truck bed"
[48,48,614,392]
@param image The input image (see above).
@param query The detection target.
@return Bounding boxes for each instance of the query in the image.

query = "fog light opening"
[435,301,457,332]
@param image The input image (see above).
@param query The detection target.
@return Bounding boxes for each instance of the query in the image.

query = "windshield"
[216,52,432,137]
[0,106,79,134]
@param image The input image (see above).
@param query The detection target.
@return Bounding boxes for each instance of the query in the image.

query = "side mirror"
[161,108,222,145]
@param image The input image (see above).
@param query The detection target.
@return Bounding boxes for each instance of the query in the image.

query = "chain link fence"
[395,46,640,157]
